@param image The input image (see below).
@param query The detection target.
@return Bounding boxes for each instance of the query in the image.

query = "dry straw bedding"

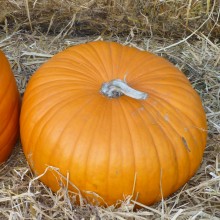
[0,0,220,219]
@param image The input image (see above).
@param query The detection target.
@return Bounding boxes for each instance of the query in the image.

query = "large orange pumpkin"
[20,41,207,206]
[0,50,20,163]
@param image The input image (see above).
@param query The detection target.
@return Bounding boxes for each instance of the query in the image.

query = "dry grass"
[0,0,220,219]
[0,0,220,39]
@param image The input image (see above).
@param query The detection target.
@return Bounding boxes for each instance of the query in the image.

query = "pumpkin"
[20,41,207,206]
[0,50,20,163]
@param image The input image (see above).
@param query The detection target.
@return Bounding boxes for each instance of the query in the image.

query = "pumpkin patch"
[0,50,20,163]
[20,41,207,206]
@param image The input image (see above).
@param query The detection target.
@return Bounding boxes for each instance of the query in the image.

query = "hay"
[0,0,220,39]
[0,0,220,219]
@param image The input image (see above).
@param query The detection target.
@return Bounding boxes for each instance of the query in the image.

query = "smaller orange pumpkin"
[0,50,20,163]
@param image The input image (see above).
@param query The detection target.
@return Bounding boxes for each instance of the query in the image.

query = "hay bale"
[1,0,219,38]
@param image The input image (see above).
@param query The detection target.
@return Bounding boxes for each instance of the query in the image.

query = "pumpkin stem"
[100,79,147,100]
